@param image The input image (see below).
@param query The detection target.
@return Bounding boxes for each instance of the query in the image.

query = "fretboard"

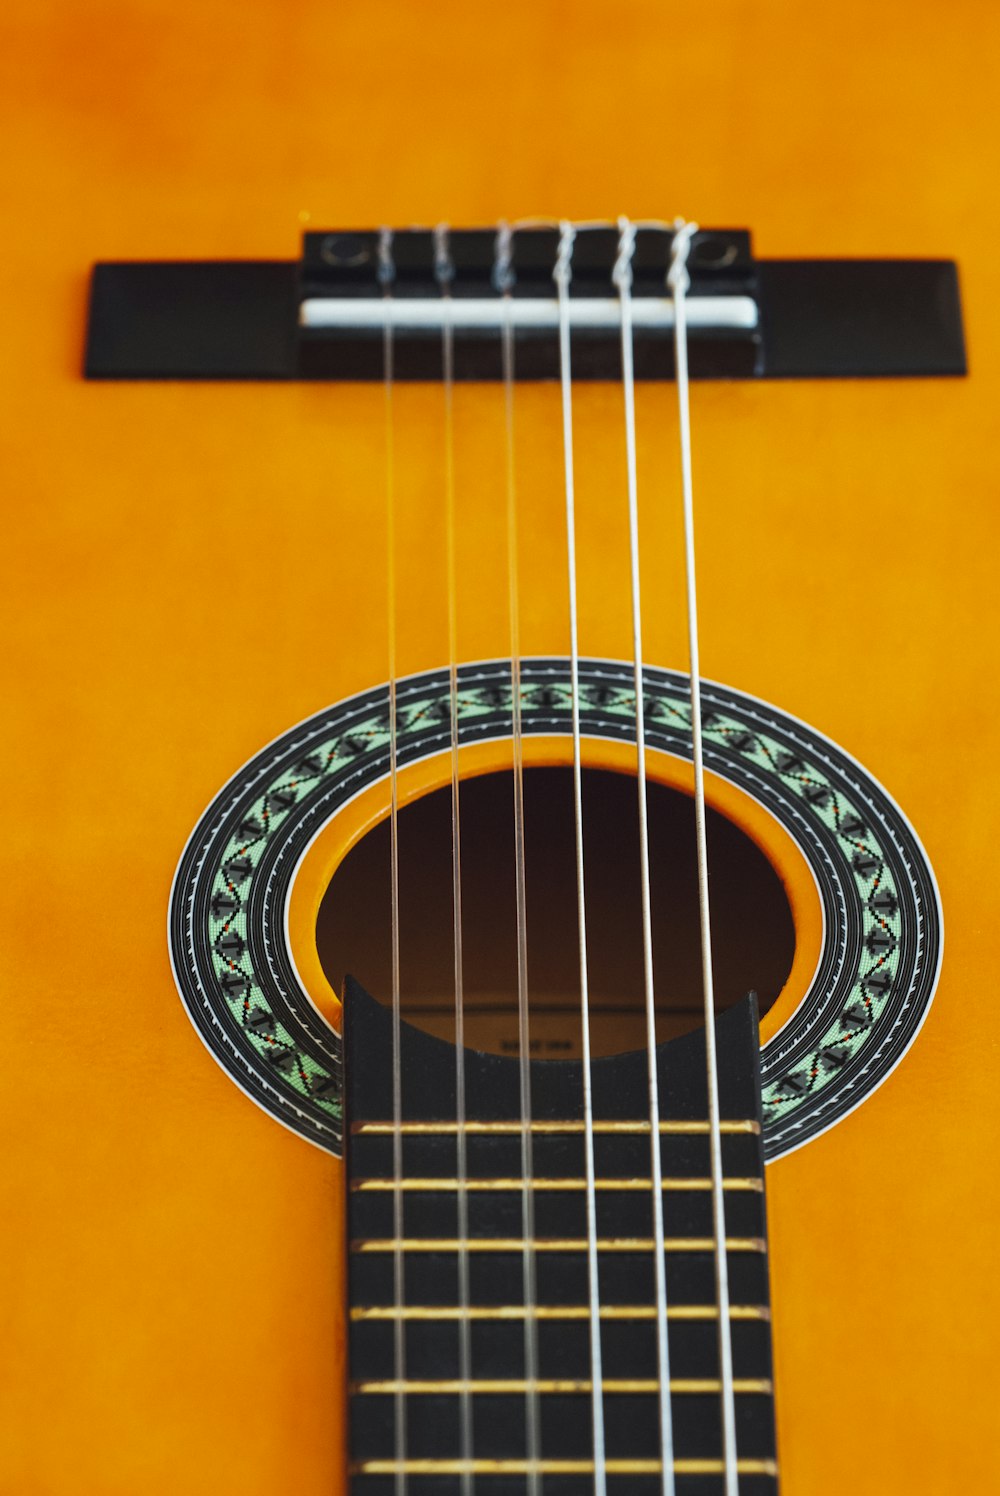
[345,978,778,1495]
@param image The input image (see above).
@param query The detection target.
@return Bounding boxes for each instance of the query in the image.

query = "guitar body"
[3,2,998,1491]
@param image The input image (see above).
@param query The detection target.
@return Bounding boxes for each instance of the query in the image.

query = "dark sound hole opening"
[316,767,795,1058]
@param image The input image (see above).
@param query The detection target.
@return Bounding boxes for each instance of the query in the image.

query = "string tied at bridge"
[667,217,698,296]
[493,220,516,294]
[612,216,638,291]
[433,222,456,287]
[553,219,577,290]
[376,225,396,289]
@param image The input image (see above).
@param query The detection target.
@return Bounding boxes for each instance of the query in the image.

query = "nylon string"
[554,220,608,1496]
[668,219,739,1496]
[495,222,542,1495]
[613,216,676,1496]
[378,217,737,1494]
[378,226,407,1496]
[433,224,475,1496]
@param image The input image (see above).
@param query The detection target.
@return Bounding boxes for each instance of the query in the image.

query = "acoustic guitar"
[3,3,997,1494]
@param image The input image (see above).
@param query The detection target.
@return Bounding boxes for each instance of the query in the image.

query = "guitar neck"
[345,979,778,1492]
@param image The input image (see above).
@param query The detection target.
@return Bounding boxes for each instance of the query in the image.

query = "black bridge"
[344,977,778,1496]
[85,224,965,382]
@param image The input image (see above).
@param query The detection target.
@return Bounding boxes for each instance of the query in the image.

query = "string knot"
[376,226,395,289]
[553,220,577,290]
[667,217,699,296]
[433,223,455,287]
[493,221,516,294]
[612,217,638,291]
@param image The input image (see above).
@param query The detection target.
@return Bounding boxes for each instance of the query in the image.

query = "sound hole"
[316,767,794,1057]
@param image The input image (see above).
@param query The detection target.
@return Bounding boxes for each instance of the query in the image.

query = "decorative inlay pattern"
[168,659,941,1159]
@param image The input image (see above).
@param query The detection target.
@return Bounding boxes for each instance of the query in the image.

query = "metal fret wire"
[377,226,407,1496]
[613,217,676,1496]
[554,220,608,1496]
[355,1118,758,1136]
[433,223,475,1496]
[668,219,739,1495]
[495,221,542,1496]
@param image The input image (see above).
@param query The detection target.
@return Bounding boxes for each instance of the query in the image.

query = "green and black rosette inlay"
[169,659,941,1160]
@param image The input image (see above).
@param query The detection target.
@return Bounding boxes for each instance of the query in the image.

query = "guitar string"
[433,222,475,1496]
[494,221,542,1496]
[377,225,407,1496]
[667,219,739,1495]
[378,218,736,1492]
[553,219,608,1496]
[613,215,677,1496]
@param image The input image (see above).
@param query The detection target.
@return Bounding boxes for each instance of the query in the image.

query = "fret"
[351,1377,773,1394]
[350,1457,780,1477]
[350,1226,773,1304]
[352,1118,760,1136]
[351,1175,763,1192]
[350,1303,771,1321]
[351,1236,766,1253]
[353,1165,767,1244]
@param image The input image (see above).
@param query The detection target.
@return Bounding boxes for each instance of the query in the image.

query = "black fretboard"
[345,978,778,1496]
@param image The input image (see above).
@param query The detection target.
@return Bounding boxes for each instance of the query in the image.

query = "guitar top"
[2,3,999,1493]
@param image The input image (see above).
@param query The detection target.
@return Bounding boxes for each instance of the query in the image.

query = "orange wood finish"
[2,2,999,1491]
